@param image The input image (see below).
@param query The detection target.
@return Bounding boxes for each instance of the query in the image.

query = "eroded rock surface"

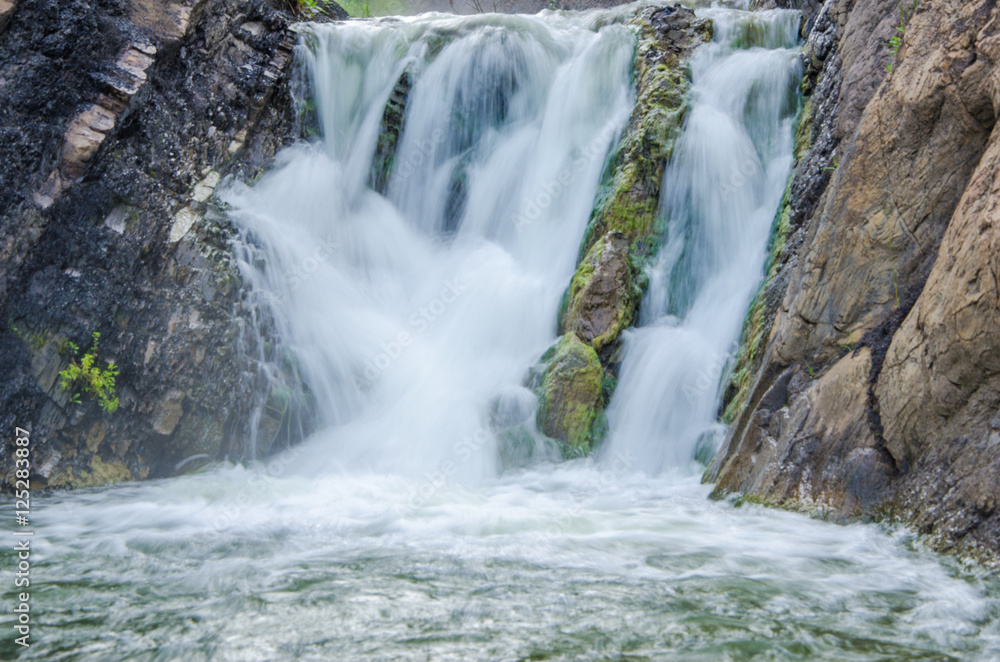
[0,0,316,488]
[560,232,639,351]
[712,0,1000,565]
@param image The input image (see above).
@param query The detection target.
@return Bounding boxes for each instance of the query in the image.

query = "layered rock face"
[711,0,1000,564]
[532,5,710,452]
[0,0,314,487]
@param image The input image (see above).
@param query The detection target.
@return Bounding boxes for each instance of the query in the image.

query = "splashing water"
[4,5,1000,660]
[228,9,637,480]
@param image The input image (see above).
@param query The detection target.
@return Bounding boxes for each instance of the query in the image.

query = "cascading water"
[227,9,637,479]
[604,8,801,473]
[6,4,1000,661]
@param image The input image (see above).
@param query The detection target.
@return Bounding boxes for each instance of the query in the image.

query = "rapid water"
[604,7,801,472]
[4,3,1000,660]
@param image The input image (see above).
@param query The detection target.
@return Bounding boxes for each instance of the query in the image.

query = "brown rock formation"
[559,232,639,351]
[711,0,1000,565]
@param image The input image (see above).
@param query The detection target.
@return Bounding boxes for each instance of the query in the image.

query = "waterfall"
[603,7,802,473]
[23,6,1000,659]
[225,10,636,480]
[228,4,802,479]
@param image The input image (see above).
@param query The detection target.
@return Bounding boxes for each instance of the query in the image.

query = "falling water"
[227,9,637,479]
[5,5,1000,660]
[604,8,801,473]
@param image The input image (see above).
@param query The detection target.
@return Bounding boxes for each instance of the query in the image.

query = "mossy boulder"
[533,333,604,452]
[560,231,641,351]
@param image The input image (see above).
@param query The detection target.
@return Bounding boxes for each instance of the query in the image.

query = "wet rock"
[560,231,640,351]
[0,0,316,489]
[581,4,711,260]
[370,71,412,195]
[713,0,1000,565]
[533,334,604,452]
[531,4,709,458]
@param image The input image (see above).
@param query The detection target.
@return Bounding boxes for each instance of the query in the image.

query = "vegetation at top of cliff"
[58,332,120,414]
[280,0,356,18]
[341,0,408,16]
[886,1,918,72]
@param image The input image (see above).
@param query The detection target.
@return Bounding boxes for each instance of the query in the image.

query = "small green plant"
[282,0,343,18]
[886,1,918,72]
[28,331,46,351]
[58,332,120,414]
[806,364,815,379]
[822,158,839,171]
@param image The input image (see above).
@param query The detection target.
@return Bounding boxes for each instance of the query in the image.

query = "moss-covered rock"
[560,231,641,351]
[533,333,605,451]
[527,5,711,460]
[580,5,711,260]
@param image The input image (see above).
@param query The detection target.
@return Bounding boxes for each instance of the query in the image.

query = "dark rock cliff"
[0,0,317,487]
[711,0,1000,566]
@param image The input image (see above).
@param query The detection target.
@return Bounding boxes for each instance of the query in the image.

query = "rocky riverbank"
[711,0,1000,566]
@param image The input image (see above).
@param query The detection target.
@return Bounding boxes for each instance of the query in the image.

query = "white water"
[6,5,1000,660]
[228,9,637,479]
[604,8,801,472]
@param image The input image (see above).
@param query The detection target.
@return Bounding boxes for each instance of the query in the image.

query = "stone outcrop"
[710,0,1000,565]
[580,5,711,261]
[0,0,326,489]
[532,333,604,452]
[559,231,640,352]
[530,4,709,454]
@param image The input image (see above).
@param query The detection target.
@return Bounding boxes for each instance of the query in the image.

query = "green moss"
[794,98,814,161]
[579,28,691,262]
[49,455,135,489]
[721,82,809,425]
[534,334,604,452]
[722,180,793,425]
